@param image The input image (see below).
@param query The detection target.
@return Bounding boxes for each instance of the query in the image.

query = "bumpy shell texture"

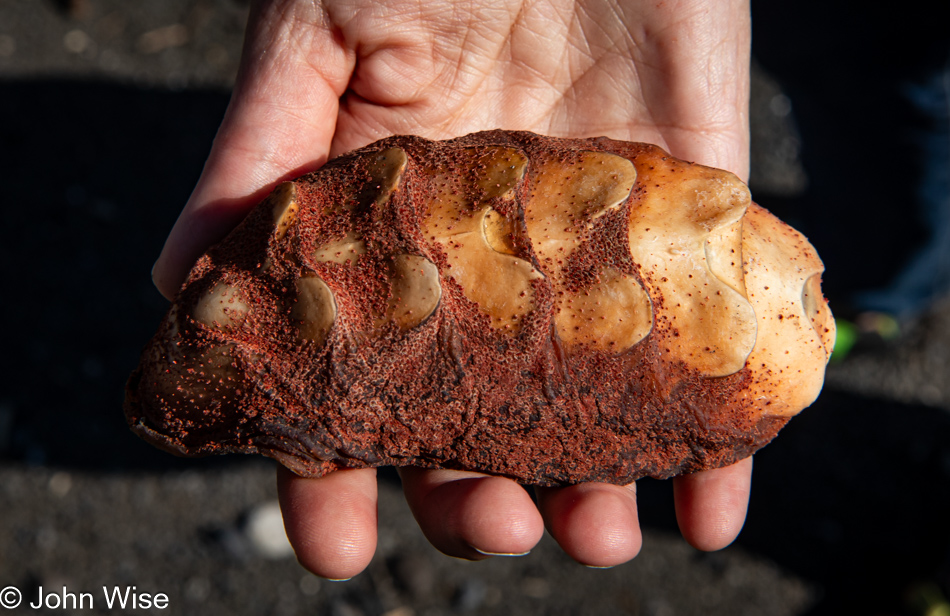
[125,130,834,486]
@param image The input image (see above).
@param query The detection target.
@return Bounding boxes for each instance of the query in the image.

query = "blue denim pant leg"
[855,56,950,319]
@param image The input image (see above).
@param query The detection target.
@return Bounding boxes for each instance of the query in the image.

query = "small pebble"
[244,500,293,559]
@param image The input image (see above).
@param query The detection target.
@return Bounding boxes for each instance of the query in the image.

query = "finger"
[151,0,355,299]
[277,466,378,580]
[672,456,752,551]
[639,0,752,181]
[536,482,641,568]
[398,468,544,560]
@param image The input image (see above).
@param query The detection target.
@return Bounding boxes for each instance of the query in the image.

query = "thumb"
[151,0,353,299]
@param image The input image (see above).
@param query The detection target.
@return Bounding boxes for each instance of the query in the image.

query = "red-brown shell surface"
[125,130,834,486]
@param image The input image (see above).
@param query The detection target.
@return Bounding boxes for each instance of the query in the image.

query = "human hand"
[151,0,753,579]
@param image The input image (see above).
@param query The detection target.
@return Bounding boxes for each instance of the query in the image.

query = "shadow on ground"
[1,79,229,471]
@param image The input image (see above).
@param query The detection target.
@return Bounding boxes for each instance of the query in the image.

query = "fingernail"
[473,547,531,557]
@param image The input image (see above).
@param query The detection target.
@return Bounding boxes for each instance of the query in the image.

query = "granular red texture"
[124,130,834,486]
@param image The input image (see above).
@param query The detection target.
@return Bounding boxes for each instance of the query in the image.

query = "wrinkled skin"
[150,0,753,578]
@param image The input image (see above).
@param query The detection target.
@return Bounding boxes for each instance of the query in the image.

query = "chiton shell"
[125,130,834,486]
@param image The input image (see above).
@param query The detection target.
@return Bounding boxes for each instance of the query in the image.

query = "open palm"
[152,0,753,579]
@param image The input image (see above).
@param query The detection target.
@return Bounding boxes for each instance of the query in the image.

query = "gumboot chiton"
[125,130,834,486]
